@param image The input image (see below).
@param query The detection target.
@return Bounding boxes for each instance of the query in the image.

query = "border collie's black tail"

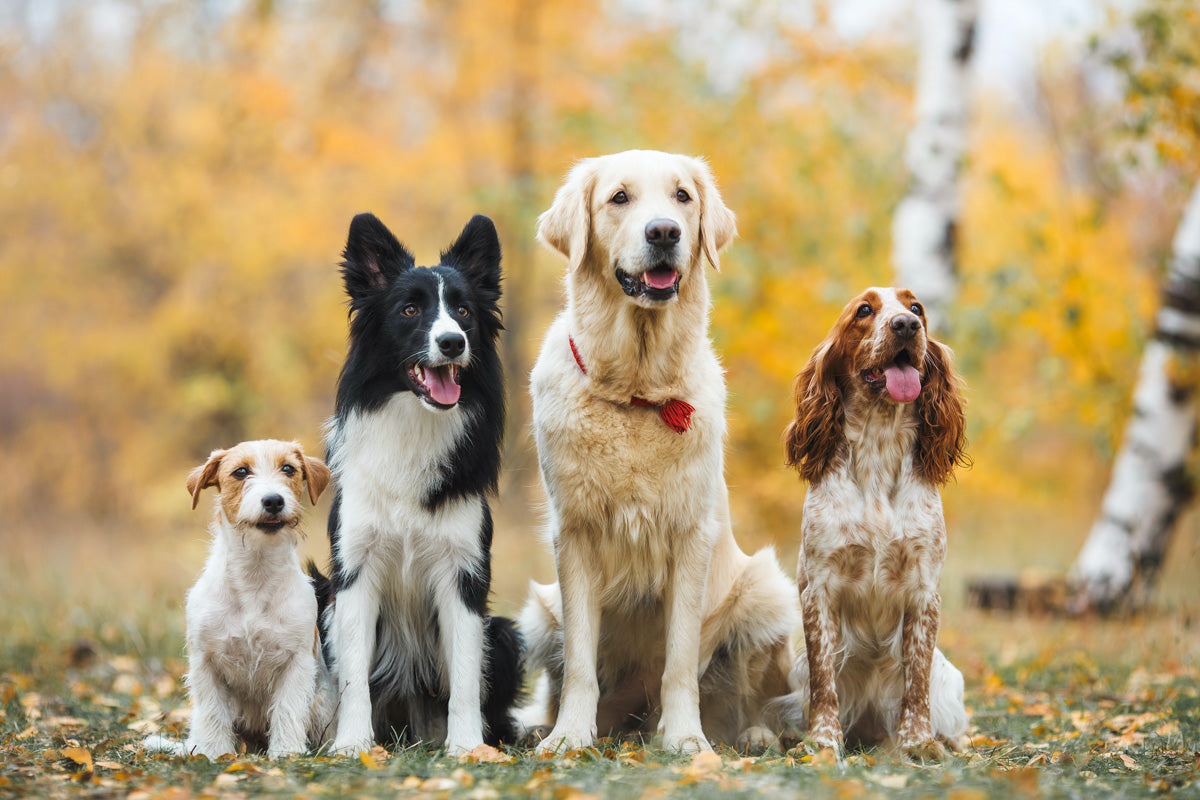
[483,615,525,746]
[306,559,332,631]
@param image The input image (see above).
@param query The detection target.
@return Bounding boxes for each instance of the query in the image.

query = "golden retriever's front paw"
[534,725,594,756]
[736,725,778,754]
[662,728,713,754]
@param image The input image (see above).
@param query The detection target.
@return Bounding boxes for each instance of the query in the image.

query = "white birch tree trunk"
[1069,180,1200,613]
[892,0,978,332]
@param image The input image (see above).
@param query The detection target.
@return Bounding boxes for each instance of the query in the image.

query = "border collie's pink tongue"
[643,268,679,290]
[425,366,461,406]
[884,363,921,403]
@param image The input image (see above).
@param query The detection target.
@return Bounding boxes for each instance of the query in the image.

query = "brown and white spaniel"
[784,287,969,758]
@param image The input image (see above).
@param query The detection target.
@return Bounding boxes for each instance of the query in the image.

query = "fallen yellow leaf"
[59,747,92,772]
[459,743,516,764]
[689,750,723,773]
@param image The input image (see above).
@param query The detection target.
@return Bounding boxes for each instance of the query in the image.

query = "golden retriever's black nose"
[890,314,921,339]
[437,333,466,358]
[262,494,285,514]
[645,219,681,247]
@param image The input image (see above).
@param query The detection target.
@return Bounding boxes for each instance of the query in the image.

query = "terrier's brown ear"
[302,455,331,505]
[186,449,226,510]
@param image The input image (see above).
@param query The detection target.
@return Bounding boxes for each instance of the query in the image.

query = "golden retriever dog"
[517,150,800,754]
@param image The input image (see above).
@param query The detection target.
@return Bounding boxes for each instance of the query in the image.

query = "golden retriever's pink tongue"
[643,268,678,290]
[426,366,461,405]
[884,363,921,403]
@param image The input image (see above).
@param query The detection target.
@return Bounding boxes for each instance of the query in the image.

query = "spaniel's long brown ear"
[186,449,226,510]
[914,339,969,485]
[302,455,331,505]
[784,337,846,485]
[536,159,597,272]
[687,156,737,270]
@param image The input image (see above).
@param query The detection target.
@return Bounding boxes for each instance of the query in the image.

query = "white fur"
[325,394,489,756]
[175,440,335,759]
[787,287,968,756]
[428,275,470,365]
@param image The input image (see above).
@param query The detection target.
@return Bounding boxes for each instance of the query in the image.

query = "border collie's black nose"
[262,494,285,515]
[891,314,921,339]
[645,219,681,248]
[438,333,466,358]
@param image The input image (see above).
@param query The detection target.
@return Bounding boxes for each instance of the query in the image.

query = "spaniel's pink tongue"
[643,268,679,290]
[425,366,461,406]
[884,363,921,403]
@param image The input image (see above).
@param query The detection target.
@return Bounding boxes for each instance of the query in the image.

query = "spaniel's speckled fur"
[784,288,969,758]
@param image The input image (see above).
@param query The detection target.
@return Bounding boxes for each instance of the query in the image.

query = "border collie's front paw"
[443,736,483,758]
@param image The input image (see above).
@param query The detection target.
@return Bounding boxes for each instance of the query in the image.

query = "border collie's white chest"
[328,393,482,571]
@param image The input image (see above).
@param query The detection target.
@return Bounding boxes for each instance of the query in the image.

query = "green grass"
[2,525,1198,798]
[2,613,1198,799]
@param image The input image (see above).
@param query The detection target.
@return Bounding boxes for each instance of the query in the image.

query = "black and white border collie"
[310,212,522,756]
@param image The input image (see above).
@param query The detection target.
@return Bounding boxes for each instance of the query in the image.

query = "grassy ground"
[2,518,1198,798]
[3,603,1198,798]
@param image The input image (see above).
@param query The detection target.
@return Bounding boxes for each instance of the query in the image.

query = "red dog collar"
[568,334,694,434]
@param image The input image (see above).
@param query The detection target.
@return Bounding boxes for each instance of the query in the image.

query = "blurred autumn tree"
[1068,0,1200,611]
[0,0,1176,597]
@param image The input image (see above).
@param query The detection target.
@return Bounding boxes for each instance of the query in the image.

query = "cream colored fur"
[518,150,800,754]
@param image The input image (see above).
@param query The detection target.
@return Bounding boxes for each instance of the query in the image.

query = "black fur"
[310,212,523,748]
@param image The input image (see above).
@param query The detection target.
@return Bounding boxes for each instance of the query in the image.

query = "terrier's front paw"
[331,734,374,757]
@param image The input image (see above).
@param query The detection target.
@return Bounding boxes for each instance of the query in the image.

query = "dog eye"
[457,306,470,318]
[232,467,250,480]
[910,303,923,316]
[281,464,296,476]
[403,304,419,317]
[675,189,691,202]
[610,190,628,205]
[855,303,874,319]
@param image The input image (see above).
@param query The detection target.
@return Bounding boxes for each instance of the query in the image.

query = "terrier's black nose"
[437,333,466,358]
[645,218,681,247]
[890,314,921,339]
[262,494,285,515]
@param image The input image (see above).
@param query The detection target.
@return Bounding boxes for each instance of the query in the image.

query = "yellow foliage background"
[0,1,1195,617]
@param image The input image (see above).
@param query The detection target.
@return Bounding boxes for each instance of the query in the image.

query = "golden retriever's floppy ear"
[186,449,226,510]
[537,159,597,272]
[914,339,970,485]
[687,156,737,270]
[784,336,846,485]
[302,454,331,505]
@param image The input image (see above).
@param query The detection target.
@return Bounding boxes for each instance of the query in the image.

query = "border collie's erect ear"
[341,213,415,302]
[441,214,502,297]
